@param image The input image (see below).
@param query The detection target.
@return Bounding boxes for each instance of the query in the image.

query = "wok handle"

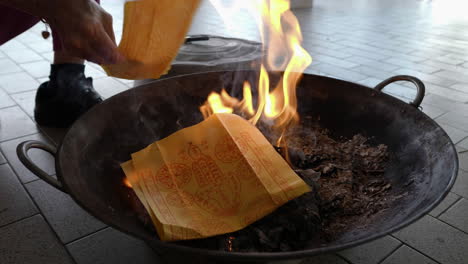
[374,75,425,108]
[16,140,67,193]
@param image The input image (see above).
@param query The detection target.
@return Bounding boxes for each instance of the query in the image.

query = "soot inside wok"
[126,116,409,252]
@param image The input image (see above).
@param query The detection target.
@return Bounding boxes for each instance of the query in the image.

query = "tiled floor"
[1,0,468,263]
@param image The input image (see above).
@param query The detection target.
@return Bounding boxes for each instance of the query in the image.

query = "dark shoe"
[34,64,103,128]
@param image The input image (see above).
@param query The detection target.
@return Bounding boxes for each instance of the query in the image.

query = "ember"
[124,0,407,252]
[173,119,398,252]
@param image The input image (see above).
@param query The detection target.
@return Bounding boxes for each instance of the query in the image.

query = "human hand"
[44,0,124,65]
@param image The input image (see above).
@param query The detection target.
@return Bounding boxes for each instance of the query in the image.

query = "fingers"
[91,25,124,65]
[99,11,126,64]
[60,11,124,65]
[102,11,117,44]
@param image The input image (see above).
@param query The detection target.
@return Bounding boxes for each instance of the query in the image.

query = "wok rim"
[56,71,459,261]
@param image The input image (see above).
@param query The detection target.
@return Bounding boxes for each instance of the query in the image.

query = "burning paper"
[122,113,310,241]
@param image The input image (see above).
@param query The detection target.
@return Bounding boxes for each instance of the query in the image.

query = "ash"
[129,117,402,252]
[175,117,398,252]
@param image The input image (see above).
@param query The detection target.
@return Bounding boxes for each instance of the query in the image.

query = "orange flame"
[123,178,133,188]
[202,0,312,145]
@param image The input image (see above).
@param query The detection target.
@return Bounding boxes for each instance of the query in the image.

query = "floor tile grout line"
[435,195,463,218]
[389,235,443,264]
[19,176,79,264]
[22,177,41,185]
[457,136,468,146]
[0,152,73,261]
[435,211,468,237]
[9,97,35,120]
[6,88,39,96]
[0,104,19,111]
[64,226,110,246]
[0,212,40,230]
[3,53,46,65]
[0,131,39,144]
[334,253,352,264]
[376,243,403,264]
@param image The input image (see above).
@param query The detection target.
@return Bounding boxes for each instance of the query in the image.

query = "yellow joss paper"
[121,113,311,241]
[102,0,201,79]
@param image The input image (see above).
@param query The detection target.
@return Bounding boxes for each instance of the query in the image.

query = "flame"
[123,178,133,188]
[202,0,312,147]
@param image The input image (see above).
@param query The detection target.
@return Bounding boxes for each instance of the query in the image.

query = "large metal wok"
[17,71,458,263]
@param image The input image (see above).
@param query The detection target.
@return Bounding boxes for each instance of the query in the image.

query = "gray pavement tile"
[437,122,468,144]
[390,53,427,63]
[313,62,368,82]
[336,40,395,57]
[357,77,383,87]
[340,47,390,60]
[41,51,54,62]
[0,58,22,75]
[451,170,468,199]
[25,179,106,243]
[37,77,48,83]
[346,56,399,72]
[434,55,465,65]
[313,54,358,69]
[0,72,40,94]
[458,147,468,172]
[378,82,418,101]
[385,58,440,74]
[0,215,74,264]
[67,228,161,264]
[425,83,468,103]
[309,46,352,59]
[423,93,468,113]
[14,31,45,45]
[11,90,35,117]
[0,150,5,164]
[350,65,395,80]
[450,83,468,94]
[420,103,447,119]
[393,68,457,87]
[116,78,135,87]
[410,50,449,60]
[0,106,38,142]
[0,88,15,109]
[434,70,468,84]
[393,215,468,264]
[94,77,130,99]
[4,48,43,64]
[423,60,468,74]
[0,164,38,226]
[437,112,468,134]
[338,236,401,264]
[20,60,51,78]
[0,133,55,183]
[26,40,53,53]
[458,137,468,149]
[381,245,437,264]
[439,198,468,233]
[85,63,107,79]
[0,39,28,52]
[429,192,460,217]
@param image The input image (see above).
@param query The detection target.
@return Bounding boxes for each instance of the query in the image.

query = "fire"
[202,0,312,146]
[123,178,133,188]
